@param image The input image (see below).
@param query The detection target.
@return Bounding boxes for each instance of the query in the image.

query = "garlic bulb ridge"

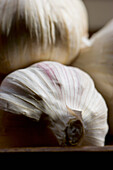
[0,61,108,146]
[0,0,88,74]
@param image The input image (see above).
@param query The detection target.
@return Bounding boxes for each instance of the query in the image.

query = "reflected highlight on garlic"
[0,61,108,146]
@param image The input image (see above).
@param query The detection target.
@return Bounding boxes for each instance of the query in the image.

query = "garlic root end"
[47,109,84,146]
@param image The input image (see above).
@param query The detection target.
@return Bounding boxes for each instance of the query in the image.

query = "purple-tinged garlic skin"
[0,62,108,146]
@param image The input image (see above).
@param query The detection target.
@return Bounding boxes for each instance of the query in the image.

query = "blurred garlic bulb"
[0,61,108,146]
[0,0,88,74]
[72,19,113,134]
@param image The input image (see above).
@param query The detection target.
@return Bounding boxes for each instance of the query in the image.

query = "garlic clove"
[0,0,88,74]
[0,61,108,146]
[72,19,113,135]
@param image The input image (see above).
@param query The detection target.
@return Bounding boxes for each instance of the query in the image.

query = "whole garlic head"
[0,61,108,146]
[72,19,113,135]
[0,0,88,74]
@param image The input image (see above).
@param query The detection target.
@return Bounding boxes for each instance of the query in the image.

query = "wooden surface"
[0,146,113,153]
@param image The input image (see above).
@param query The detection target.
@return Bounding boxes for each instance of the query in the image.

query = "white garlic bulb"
[0,61,108,146]
[0,0,88,74]
[72,19,113,134]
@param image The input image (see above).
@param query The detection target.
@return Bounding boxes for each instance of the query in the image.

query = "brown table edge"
[0,145,113,152]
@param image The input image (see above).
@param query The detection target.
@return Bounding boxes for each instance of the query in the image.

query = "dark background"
[83,0,113,33]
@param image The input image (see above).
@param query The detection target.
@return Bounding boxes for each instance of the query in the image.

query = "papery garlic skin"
[0,61,108,146]
[72,19,113,134]
[0,0,88,74]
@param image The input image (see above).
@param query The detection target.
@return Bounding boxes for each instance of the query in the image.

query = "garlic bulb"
[0,0,88,74]
[0,61,108,146]
[72,19,113,134]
